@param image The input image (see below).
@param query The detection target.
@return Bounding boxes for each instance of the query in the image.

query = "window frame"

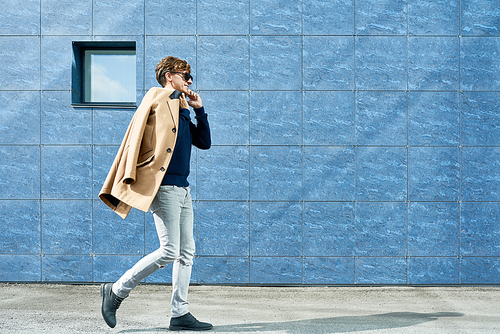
[72,41,137,109]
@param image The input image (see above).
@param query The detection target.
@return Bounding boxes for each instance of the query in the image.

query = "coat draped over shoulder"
[99,87,181,219]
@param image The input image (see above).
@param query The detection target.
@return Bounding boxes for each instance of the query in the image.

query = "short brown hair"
[155,56,191,87]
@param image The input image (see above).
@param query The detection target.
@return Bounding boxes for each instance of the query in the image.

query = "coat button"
[167,148,172,153]
[160,167,165,172]
[172,128,176,133]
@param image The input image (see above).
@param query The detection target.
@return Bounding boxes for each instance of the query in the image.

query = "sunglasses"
[171,71,193,82]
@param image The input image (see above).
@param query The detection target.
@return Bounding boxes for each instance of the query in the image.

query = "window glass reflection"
[85,51,136,103]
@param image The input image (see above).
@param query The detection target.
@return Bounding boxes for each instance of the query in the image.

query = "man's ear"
[165,72,172,83]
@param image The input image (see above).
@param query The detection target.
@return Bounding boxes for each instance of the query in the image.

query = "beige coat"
[99,87,181,219]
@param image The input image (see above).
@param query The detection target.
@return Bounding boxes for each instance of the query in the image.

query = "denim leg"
[112,186,193,299]
[171,187,195,317]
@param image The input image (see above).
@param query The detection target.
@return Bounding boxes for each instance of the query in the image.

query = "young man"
[99,56,212,331]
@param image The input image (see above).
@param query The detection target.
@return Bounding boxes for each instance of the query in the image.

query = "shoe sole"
[168,325,213,331]
[100,283,116,328]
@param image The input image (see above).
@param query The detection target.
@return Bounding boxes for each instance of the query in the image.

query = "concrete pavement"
[0,284,498,333]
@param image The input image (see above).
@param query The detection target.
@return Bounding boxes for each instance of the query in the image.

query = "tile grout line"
[39,0,43,282]
[406,0,410,283]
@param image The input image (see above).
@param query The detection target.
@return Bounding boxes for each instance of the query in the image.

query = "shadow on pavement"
[120,311,463,333]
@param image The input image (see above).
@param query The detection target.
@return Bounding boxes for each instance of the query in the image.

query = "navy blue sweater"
[161,106,211,187]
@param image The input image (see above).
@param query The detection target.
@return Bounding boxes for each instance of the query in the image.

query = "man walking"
[98,56,212,331]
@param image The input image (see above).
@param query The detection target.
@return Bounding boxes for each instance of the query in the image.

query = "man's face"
[168,71,193,94]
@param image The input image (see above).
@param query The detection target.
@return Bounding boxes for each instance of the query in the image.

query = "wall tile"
[250,91,302,145]
[303,202,355,256]
[41,145,92,199]
[93,146,119,199]
[356,147,407,201]
[408,257,459,284]
[250,146,302,201]
[41,0,92,35]
[93,0,144,35]
[409,147,460,201]
[42,255,92,282]
[303,91,355,145]
[41,28,74,95]
[197,146,249,200]
[460,257,500,284]
[196,202,249,256]
[355,257,407,284]
[0,0,40,35]
[408,202,459,256]
[41,91,91,144]
[356,91,407,146]
[304,36,354,90]
[355,36,407,90]
[197,0,249,35]
[0,146,40,200]
[0,255,41,281]
[303,147,355,201]
[146,0,196,35]
[303,0,354,35]
[93,255,142,282]
[355,0,407,35]
[93,110,134,145]
[0,91,40,144]
[42,200,92,254]
[461,37,500,91]
[198,36,249,90]
[250,36,302,90]
[250,257,302,284]
[0,37,40,90]
[461,202,500,256]
[201,91,249,145]
[197,257,249,284]
[145,36,197,89]
[408,37,459,91]
[250,0,301,35]
[250,202,302,256]
[461,147,500,201]
[461,92,500,146]
[303,257,355,284]
[461,0,500,36]
[93,201,145,255]
[0,200,40,254]
[355,202,407,257]
[408,0,459,36]
[408,92,459,146]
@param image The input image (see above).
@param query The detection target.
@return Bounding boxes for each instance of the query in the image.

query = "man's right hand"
[179,94,190,109]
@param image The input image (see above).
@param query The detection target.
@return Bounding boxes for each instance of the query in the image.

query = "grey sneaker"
[169,312,213,331]
[100,283,125,328]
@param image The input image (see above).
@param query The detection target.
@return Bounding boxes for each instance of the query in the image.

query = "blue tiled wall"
[1,0,499,285]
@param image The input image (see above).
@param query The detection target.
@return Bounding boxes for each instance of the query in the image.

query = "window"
[72,41,136,108]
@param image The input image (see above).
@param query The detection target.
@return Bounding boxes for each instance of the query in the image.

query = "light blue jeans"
[112,186,195,318]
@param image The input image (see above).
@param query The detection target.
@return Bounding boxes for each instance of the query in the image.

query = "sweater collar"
[169,90,182,100]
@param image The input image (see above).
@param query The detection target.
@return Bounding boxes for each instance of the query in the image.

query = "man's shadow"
[120,311,463,333]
